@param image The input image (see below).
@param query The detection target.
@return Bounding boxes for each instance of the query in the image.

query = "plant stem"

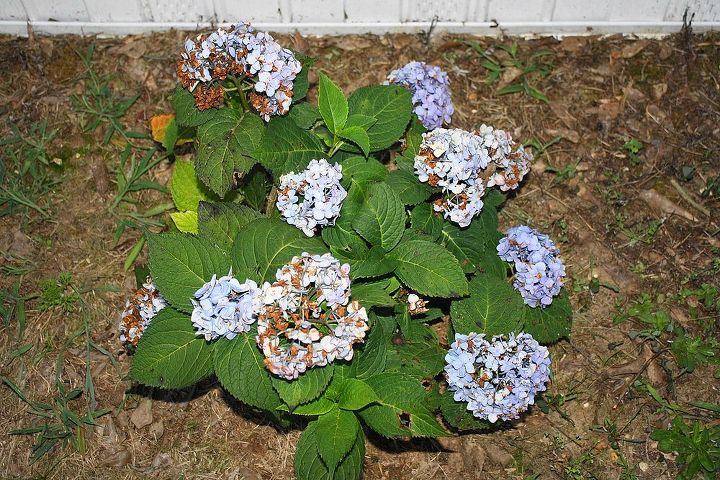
[327,139,345,158]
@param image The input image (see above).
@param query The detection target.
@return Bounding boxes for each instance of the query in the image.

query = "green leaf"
[161,116,179,151]
[278,396,336,416]
[390,240,468,298]
[170,210,198,234]
[347,85,413,152]
[521,289,573,343]
[450,272,524,336]
[351,183,405,250]
[440,392,491,432]
[345,114,376,130]
[253,116,327,177]
[329,231,396,280]
[213,334,282,410]
[385,170,432,205]
[396,117,426,170]
[350,279,396,307]
[318,72,348,134]
[338,378,380,410]
[315,406,360,473]
[498,83,524,95]
[239,165,270,211]
[148,233,230,313]
[171,158,212,212]
[351,315,390,379]
[358,373,447,438]
[294,419,365,480]
[272,365,334,410]
[338,127,370,157]
[439,204,501,274]
[197,201,261,251]
[231,217,324,283]
[410,203,443,240]
[289,102,321,129]
[339,156,387,186]
[292,53,315,102]
[385,320,446,378]
[130,308,214,389]
[171,84,216,128]
[196,109,264,198]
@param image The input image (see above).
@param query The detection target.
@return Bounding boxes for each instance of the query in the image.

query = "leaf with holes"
[148,233,230,313]
[231,217,324,283]
[130,308,214,389]
[358,373,447,438]
[195,109,264,198]
[214,333,282,411]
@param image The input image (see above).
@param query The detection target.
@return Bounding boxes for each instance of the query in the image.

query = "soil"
[0,26,719,480]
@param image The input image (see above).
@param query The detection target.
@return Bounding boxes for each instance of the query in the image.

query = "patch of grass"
[465,40,554,103]
[650,416,720,480]
[613,213,664,248]
[70,44,142,145]
[38,272,81,313]
[623,138,644,165]
[0,120,64,218]
[564,451,595,480]
[612,294,673,339]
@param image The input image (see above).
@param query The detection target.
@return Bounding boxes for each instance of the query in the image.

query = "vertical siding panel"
[22,0,90,21]
[84,0,145,22]
[1,0,27,21]
[147,0,215,23]
[406,0,471,22]
[606,0,670,21]
[551,0,609,21]
[665,0,720,22]
[213,0,282,23]
[290,0,344,23]
[486,0,554,22]
[344,0,401,23]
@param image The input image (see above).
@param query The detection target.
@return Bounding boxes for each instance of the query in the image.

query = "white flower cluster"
[119,279,166,347]
[256,253,369,380]
[414,126,533,227]
[277,159,347,237]
[191,272,261,341]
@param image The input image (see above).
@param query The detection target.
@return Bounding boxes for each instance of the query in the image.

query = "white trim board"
[0,20,717,37]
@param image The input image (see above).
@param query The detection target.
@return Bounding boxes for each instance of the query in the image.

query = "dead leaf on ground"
[130,398,153,429]
[638,189,698,222]
[653,83,668,100]
[559,36,587,53]
[101,448,132,467]
[596,98,623,121]
[291,31,309,52]
[646,104,668,123]
[549,101,578,129]
[643,343,669,390]
[545,127,580,143]
[612,40,649,61]
[496,67,523,90]
[623,84,646,102]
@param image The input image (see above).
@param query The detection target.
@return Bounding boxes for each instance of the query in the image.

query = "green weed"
[651,416,720,479]
[38,272,81,313]
[623,139,644,165]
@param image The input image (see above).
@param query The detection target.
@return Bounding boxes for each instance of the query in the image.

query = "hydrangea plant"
[126,22,574,480]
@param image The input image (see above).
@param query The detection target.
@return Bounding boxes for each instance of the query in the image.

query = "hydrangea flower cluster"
[385,61,454,129]
[482,125,533,192]
[191,271,261,341]
[414,128,488,227]
[177,22,302,118]
[414,126,533,227]
[445,332,551,423]
[255,253,369,380]
[277,159,347,237]
[119,279,166,347]
[497,226,566,308]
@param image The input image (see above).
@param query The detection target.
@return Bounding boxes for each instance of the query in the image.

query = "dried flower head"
[497,226,566,308]
[385,61,454,129]
[119,279,167,347]
[407,293,429,315]
[256,253,369,380]
[445,332,551,423]
[277,159,347,237]
[191,271,261,340]
[176,22,301,118]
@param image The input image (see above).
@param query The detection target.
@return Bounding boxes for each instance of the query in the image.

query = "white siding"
[1,0,718,35]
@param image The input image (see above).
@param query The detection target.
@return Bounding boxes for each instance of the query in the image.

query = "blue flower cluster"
[385,61,454,129]
[277,159,347,237]
[414,128,488,227]
[120,279,166,347]
[445,332,551,423]
[190,272,261,340]
[497,226,566,308]
[177,22,301,117]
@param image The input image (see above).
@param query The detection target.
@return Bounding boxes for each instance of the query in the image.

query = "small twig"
[265,186,278,216]
[669,178,710,217]
[613,347,671,410]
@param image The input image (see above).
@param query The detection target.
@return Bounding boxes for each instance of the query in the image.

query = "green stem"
[327,139,345,158]
[230,75,250,112]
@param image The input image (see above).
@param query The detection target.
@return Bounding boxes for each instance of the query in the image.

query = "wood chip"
[638,189,698,222]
